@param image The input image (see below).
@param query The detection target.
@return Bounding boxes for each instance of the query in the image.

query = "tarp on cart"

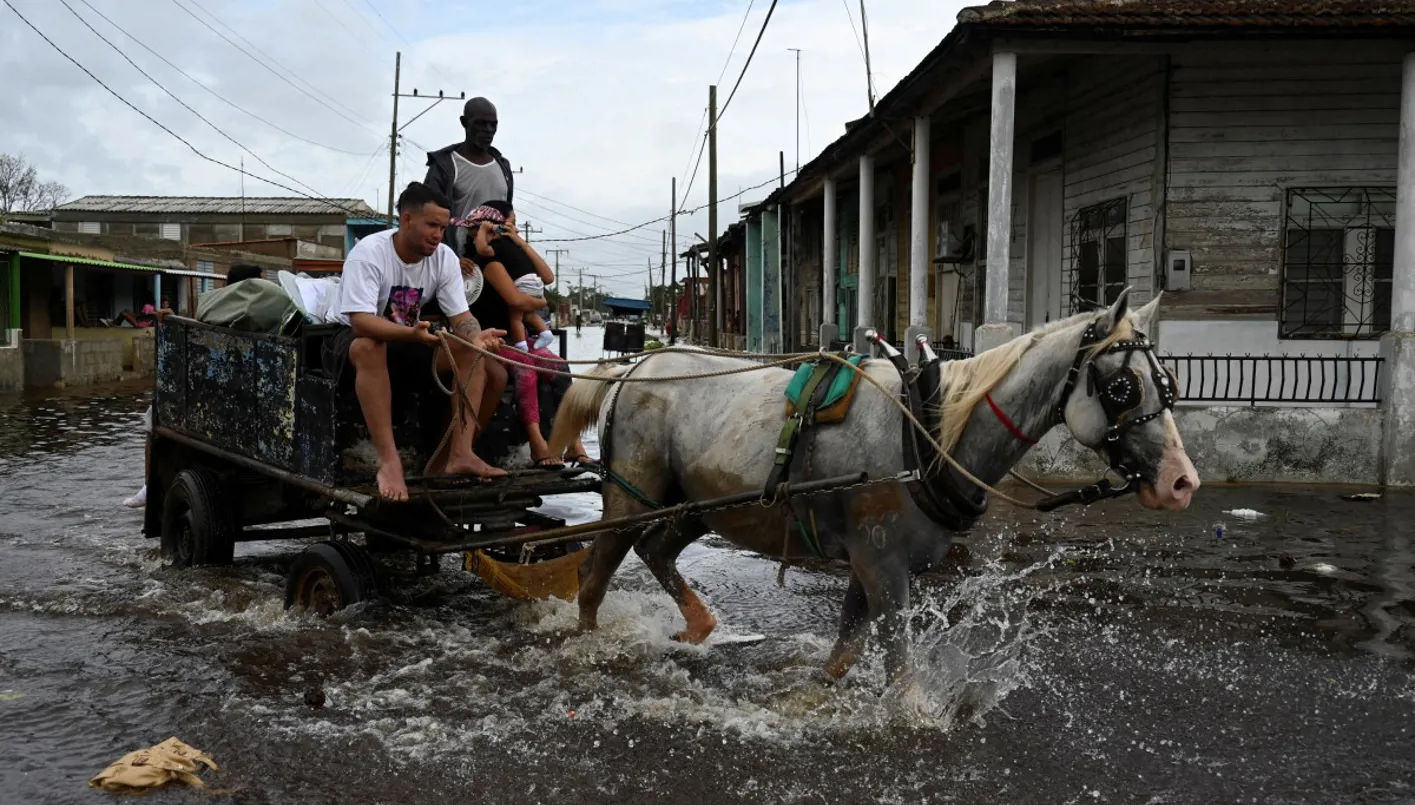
[196,278,302,335]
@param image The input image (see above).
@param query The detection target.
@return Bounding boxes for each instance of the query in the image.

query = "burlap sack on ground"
[89,736,219,793]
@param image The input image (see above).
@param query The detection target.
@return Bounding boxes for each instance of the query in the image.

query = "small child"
[511,273,556,354]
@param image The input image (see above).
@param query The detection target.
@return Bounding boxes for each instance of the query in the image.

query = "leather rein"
[874,316,1177,523]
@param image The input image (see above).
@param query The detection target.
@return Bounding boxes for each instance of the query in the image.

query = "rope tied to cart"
[428,329,1053,512]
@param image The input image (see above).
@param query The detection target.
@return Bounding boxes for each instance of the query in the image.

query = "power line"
[538,169,797,244]
[716,0,779,122]
[169,0,380,138]
[311,0,386,54]
[358,0,412,47]
[2,0,371,217]
[515,190,693,248]
[717,0,758,85]
[71,0,372,156]
[58,0,327,199]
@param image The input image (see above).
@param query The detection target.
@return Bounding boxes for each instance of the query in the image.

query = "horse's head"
[1058,290,1198,511]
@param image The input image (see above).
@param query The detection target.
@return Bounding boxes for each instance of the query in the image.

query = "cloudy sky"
[1,0,971,296]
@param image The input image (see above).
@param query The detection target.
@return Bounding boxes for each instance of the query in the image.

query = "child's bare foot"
[376,457,410,501]
[445,452,508,479]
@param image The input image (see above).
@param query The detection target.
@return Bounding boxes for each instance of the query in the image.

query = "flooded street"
[2,329,1413,804]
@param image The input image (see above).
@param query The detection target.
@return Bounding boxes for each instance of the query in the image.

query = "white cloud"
[0,0,972,295]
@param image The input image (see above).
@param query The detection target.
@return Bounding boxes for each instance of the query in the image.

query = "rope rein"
[433,331,1052,511]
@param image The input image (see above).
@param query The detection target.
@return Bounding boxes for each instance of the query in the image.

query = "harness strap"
[762,359,842,501]
[985,393,1037,445]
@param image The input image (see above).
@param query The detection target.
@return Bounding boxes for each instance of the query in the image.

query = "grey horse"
[549,290,1198,682]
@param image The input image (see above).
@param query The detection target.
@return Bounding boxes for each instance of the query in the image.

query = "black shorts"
[321,325,439,388]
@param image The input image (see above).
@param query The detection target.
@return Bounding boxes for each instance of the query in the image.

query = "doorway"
[1026,167,1064,330]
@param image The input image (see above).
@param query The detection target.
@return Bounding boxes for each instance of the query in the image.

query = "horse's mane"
[934,310,1136,451]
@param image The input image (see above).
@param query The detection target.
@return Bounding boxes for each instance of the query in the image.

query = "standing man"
[326,182,508,501]
[423,97,515,259]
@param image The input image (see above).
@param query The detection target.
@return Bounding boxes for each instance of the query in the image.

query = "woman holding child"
[456,202,591,468]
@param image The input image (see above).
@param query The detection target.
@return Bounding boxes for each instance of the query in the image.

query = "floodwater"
[2,327,1413,805]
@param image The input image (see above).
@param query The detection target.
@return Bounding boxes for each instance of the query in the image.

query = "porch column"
[1380,50,1415,486]
[855,153,875,351]
[64,263,75,341]
[975,50,1018,354]
[906,113,933,361]
[821,177,837,346]
[7,252,19,337]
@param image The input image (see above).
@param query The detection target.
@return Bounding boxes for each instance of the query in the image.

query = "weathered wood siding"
[956,55,1164,332]
[1164,41,1403,320]
[1061,55,1166,313]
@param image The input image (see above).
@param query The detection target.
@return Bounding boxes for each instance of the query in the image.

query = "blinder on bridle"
[1036,317,1178,511]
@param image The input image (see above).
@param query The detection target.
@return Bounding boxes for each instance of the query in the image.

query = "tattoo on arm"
[453,317,481,340]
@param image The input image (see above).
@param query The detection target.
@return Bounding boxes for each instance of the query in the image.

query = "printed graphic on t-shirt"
[385,285,424,325]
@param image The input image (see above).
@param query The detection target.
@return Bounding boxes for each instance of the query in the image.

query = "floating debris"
[89,737,218,793]
[1223,508,1265,520]
[0,692,24,702]
[303,688,326,709]
[1340,492,1382,502]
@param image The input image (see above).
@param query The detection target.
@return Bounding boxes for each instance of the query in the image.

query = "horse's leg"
[823,550,912,684]
[578,483,658,631]
[576,525,639,632]
[867,560,914,686]
[824,573,870,679]
[633,516,716,643]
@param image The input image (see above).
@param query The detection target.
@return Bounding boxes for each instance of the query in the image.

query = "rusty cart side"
[143,315,601,614]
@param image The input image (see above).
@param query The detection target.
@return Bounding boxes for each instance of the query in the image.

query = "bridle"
[1025,317,1179,511]
[873,314,1179,525]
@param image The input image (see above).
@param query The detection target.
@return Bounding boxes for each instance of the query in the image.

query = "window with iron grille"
[197,260,215,294]
[1281,187,1395,339]
[1070,197,1128,312]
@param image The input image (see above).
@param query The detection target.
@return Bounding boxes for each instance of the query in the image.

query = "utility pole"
[788,48,801,172]
[860,1,876,112]
[546,248,569,280]
[577,266,584,313]
[659,230,667,325]
[389,51,465,227]
[707,84,719,348]
[521,220,543,242]
[387,52,401,226]
[669,177,678,345]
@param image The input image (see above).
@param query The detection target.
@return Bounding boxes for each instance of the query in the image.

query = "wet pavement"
[1,328,1413,804]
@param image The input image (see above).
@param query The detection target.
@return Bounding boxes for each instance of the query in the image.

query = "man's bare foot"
[376,458,409,501]
[445,453,508,479]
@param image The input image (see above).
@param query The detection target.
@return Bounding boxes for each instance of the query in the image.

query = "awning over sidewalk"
[11,250,222,281]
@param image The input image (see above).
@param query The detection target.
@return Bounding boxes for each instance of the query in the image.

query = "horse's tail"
[547,361,633,457]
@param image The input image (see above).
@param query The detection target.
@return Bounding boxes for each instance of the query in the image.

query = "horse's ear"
[1097,286,1132,337]
[1132,291,1162,336]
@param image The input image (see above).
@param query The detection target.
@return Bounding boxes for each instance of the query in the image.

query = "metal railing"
[1161,354,1384,405]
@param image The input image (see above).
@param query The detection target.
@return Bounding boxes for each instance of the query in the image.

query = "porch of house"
[775,30,1415,485]
[8,252,214,388]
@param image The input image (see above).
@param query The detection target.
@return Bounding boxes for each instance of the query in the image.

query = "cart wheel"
[161,469,236,568]
[284,540,379,616]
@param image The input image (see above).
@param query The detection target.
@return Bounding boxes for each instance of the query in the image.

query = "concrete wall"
[1020,404,1384,485]
[23,339,124,388]
[0,338,22,394]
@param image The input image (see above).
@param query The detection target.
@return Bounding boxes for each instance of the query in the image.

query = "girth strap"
[763,359,843,501]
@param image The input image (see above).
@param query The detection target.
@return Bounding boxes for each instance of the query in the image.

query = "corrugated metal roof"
[959,0,1415,28]
[56,195,378,216]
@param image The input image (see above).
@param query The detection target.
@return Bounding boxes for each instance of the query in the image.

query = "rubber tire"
[283,540,380,615]
[161,469,236,568]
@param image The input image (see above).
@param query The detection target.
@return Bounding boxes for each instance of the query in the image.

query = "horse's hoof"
[672,628,712,645]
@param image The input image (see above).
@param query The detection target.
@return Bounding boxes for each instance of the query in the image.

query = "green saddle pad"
[784,354,868,412]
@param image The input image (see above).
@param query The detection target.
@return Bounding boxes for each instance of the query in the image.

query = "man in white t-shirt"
[326,181,508,500]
